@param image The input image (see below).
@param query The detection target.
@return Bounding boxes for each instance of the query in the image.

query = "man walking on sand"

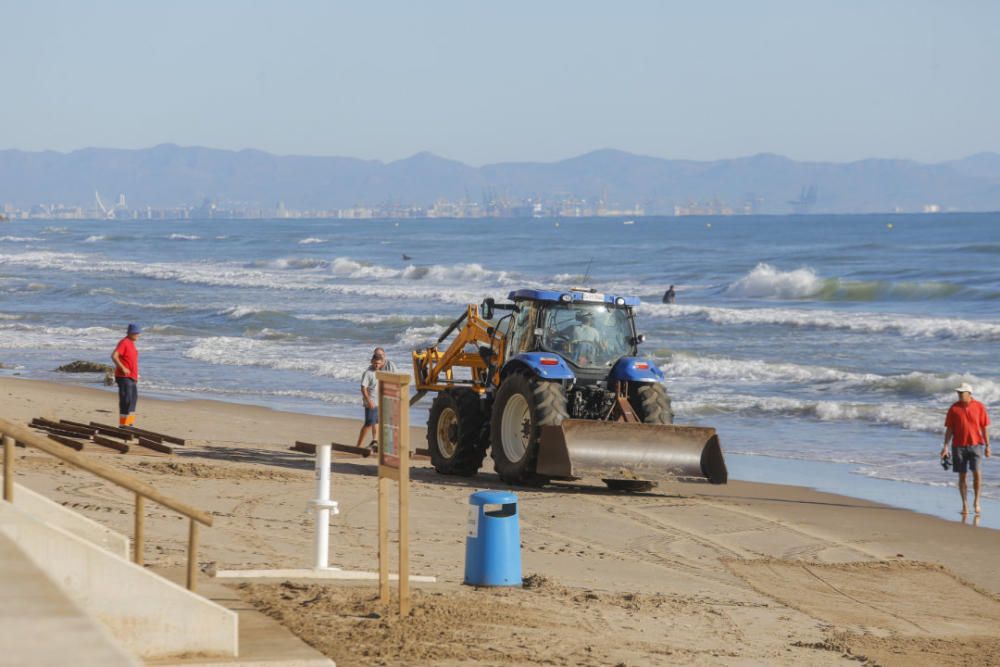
[941,382,991,515]
[111,324,141,427]
[356,353,385,451]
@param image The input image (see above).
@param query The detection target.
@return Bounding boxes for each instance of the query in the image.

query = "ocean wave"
[183,336,369,381]
[396,325,443,348]
[726,263,962,301]
[298,237,327,245]
[0,322,119,350]
[0,236,42,242]
[168,233,201,240]
[647,303,1000,340]
[674,392,941,433]
[219,305,282,320]
[140,380,357,406]
[245,257,330,270]
[663,352,1000,402]
[84,235,107,243]
[0,250,611,307]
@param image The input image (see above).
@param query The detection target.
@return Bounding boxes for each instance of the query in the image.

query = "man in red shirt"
[111,324,141,427]
[940,382,991,515]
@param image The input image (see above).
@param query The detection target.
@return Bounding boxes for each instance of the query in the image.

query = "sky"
[1,1,997,165]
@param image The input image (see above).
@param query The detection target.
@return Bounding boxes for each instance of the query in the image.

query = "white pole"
[308,443,339,570]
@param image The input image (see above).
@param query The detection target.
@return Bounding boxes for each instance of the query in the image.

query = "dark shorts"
[953,445,985,474]
[363,406,378,426]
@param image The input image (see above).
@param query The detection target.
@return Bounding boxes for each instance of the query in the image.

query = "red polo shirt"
[945,399,990,447]
[114,337,139,380]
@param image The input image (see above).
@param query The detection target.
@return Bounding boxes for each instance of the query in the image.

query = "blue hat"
[126,323,142,335]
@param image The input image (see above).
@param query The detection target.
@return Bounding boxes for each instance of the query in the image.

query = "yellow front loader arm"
[410,304,507,405]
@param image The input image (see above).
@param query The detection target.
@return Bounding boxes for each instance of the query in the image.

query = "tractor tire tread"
[631,383,674,425]
[427,389,487,476]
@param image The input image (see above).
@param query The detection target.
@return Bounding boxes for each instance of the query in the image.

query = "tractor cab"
[483,288,649,382]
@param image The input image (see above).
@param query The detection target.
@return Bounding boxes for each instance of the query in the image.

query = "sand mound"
[127,460,307,481]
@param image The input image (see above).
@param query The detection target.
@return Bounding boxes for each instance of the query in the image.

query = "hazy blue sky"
[1,1,997,164]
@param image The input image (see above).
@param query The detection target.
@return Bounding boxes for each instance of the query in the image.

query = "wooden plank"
[122,425,186,446]
[91,435,130,454]
[133,437,173,455]
[291,441,317,454]
[88,422,136,440]
[33,423,92,440]
[332,441,372,458]
[60,419,104,431]
[46,434,85,451]
[34,419,96,437]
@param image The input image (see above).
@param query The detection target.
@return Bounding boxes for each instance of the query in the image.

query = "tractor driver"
[567,310,603,365]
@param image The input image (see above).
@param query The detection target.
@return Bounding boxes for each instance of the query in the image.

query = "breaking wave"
[298,237,327,245]
[726,263,962,301]
[647,303,1000,340]
[663,352,1000,402]
[168,233,201,241]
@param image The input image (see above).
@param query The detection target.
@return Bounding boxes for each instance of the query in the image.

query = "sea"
[1,214,998,523]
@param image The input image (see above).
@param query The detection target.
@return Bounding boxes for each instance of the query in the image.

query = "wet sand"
[4,376,1000,666]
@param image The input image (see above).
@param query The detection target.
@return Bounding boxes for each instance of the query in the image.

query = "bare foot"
[975,505,982,514]
[962,507,969,515]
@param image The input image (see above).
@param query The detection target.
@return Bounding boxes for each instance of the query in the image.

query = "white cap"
[955,382,974,394]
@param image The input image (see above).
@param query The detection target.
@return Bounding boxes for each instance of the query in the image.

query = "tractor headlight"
[615,297,626,306]
[560,293,572,302]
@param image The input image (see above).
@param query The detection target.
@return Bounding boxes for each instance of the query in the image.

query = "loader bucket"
[536,420,727,485]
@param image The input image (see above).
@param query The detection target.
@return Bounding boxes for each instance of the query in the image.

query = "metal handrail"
[1,418,212,591]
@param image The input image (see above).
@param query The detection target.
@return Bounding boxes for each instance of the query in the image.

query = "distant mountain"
[1,143,999,214]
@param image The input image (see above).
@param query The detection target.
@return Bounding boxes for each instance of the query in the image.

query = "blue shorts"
[364,406,378,426]
[953,445,985,474]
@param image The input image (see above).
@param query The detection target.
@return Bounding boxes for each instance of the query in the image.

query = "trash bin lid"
[469,490,517,506]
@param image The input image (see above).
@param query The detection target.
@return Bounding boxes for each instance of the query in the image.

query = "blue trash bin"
[464,490,522,586]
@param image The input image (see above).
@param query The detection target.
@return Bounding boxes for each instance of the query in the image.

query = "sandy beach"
[5,374,1000,666]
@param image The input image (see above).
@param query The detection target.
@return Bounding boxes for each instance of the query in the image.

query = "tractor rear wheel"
[490,372,567,485]
[629,383,674,424]
[427,389,486,476]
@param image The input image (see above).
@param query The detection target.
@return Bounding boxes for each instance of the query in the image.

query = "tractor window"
[539,304,635,367]
[508,302,537,354]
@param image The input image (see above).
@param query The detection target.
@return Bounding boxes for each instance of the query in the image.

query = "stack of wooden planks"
[290,440,431,459]
[28,418,188,456]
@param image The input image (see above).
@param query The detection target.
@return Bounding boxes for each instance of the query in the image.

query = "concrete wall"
[0,531,140,667]
[13,482,130,559]
[0,501,238,660]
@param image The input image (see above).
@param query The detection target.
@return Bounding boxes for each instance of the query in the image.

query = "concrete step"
[0,531,139,667]
[0,500,238,660]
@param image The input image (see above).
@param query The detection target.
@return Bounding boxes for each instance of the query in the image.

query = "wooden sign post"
[376,371,411,615]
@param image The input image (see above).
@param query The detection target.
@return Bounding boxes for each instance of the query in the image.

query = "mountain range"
[2,144,999,214]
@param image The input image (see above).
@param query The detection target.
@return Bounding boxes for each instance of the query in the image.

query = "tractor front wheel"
[427,389,486,476]
[490,372,567,485]
[629,382,674,424]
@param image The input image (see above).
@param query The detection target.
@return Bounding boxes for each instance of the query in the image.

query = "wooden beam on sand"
[46,434,85,451]
[133,437,174,455]
[32,423,92,440]
[291,441,317,454]
[91,435,130,454]
[88,422,137,440]
[122,426,187,446]
[33,418,96,438]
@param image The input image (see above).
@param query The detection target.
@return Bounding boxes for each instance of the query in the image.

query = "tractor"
[410,288,726,490]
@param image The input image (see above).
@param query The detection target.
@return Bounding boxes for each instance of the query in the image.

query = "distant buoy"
[887,223,893,229]
[394,222,400,227]
[706,223,712,228]
[554,222,560,228]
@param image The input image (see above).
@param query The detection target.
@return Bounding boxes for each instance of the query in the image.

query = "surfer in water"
[662,285,676,304]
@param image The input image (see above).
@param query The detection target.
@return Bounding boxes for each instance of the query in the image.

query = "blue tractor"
[411,288,726,490]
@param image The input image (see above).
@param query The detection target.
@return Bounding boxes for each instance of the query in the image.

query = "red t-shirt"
[114,337,139,380]
[945,399,990,447]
